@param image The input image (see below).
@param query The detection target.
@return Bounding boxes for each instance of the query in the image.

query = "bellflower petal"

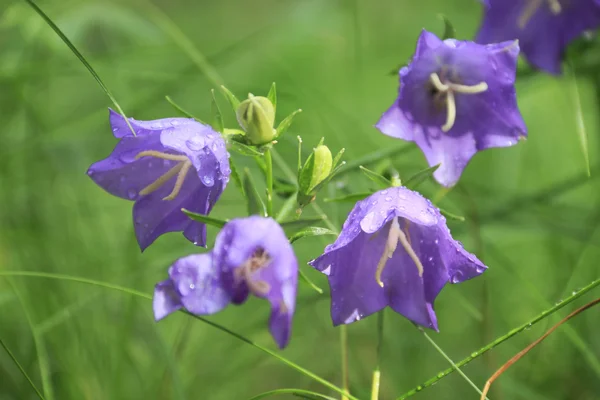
[476,0,600,74]
[213,216,298,349]
[87,109,230,250]
[309,187,486,330]
[153,253,230,321]
[376,30,527,187]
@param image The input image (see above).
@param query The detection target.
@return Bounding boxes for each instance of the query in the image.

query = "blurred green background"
[1,0,600,399]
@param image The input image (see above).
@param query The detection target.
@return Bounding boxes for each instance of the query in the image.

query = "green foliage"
[2,1,600,400]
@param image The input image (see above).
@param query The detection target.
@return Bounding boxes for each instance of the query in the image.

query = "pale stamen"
[375,217,424,287]
[235,249,272,296]
[375,218,401,287]
[519,0,561,29]
[429,73,488,132]
[135,151,193,200]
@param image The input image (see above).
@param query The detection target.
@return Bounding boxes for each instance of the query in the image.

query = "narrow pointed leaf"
[165,95,204,122]
[403,164,441,190]
[182,209,228,228]
[289,227,337,244]
[248,388,336,400]
[439,14,456,40]
[267,82,277,115]
[23,0,136,136]
[359,166,391,188]
[275,109,302,138]
[220,85,241,112]
[243,168,267,216]
[229,159,246,199]
[298,269,324,295]
[567,63,591,176]
[438,207,465,222]
[297,136,303,176]
[280,217,325,231]
[228,140,264,157]
[324,192,372,203]
[274,177,298,199]
[211,89,224,133]
[332,148,345,168]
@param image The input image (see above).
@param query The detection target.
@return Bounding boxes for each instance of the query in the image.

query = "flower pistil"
[519,0,562,29]
[235,248,272,295]
[135,150,193,200]
[375,217,424,287]
[429,72,488,132]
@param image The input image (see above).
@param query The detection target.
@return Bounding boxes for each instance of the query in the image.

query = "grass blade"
[0,336,45,400]
[0,271,355,399]
[23,0,136,136]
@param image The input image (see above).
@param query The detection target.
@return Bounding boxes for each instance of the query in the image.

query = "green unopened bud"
[236,95,276,145]
[299,144,333,195]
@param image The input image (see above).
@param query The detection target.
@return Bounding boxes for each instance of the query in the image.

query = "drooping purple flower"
[476,0,600,74]
[376,30,527,187]
[87,109,230,250]
[309,187,486,329]
[153,216,298,348]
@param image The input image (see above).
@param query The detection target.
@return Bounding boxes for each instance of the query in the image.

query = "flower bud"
[299,144,333,195]
[236,95,276,145]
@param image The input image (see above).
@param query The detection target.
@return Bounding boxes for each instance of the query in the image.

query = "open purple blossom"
[376,30,527,187]
[153,217,298,348]
[87,109,230,250]
[476,0,600,74]
[309,187,486,329]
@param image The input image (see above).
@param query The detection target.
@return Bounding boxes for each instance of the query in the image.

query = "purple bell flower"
[476,0,600,74]
[153,216,298,348]
[87,109,230,250]
[376,30,527,187]
[309,187,486,330]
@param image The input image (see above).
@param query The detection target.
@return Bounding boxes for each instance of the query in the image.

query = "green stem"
[265,148,274,217]
[340,325,350,400]
[0,336,45,400]
[0,271,356,400]
[419,328,488,400]
[371,312,385,400]
[247,388,337,400]
[396,277,600,399]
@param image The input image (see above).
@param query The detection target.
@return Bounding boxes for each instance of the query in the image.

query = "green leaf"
[359,166,391,188]
[267,82,277,116]
[566,63,591,176]
[181,209,228,228]
[297,136,303,175]
[324,192,372,203]
[165,95,205,122]
[219,85,240,112]
[229,158,245,199]
[280,217,325,231]
[289,227,337,244]
[438,14,456,40]
[298,269,324,295]
[332,148,345,168]
[275,109,302,138]
[247,388,336,400]
[274,177,298,199]
[403,164,440,190]
[228,140,264,157]
[243,168,267,216]
[211,89,224,133]
[438,207,465,222]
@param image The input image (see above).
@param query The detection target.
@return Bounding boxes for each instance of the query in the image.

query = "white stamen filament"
[519,0,561,29]
[375,218,400,287]
[375,217,424,287]
[135,151,192,200]
[235,249,272,296]
[429,73,488,132]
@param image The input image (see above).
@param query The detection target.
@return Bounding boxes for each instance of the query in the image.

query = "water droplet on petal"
[385,196,392,202]
[186,136,205,151]
[202,175,214,187]
[475,265,485,273]
[127,189,137,199]
[381,190,388,195]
